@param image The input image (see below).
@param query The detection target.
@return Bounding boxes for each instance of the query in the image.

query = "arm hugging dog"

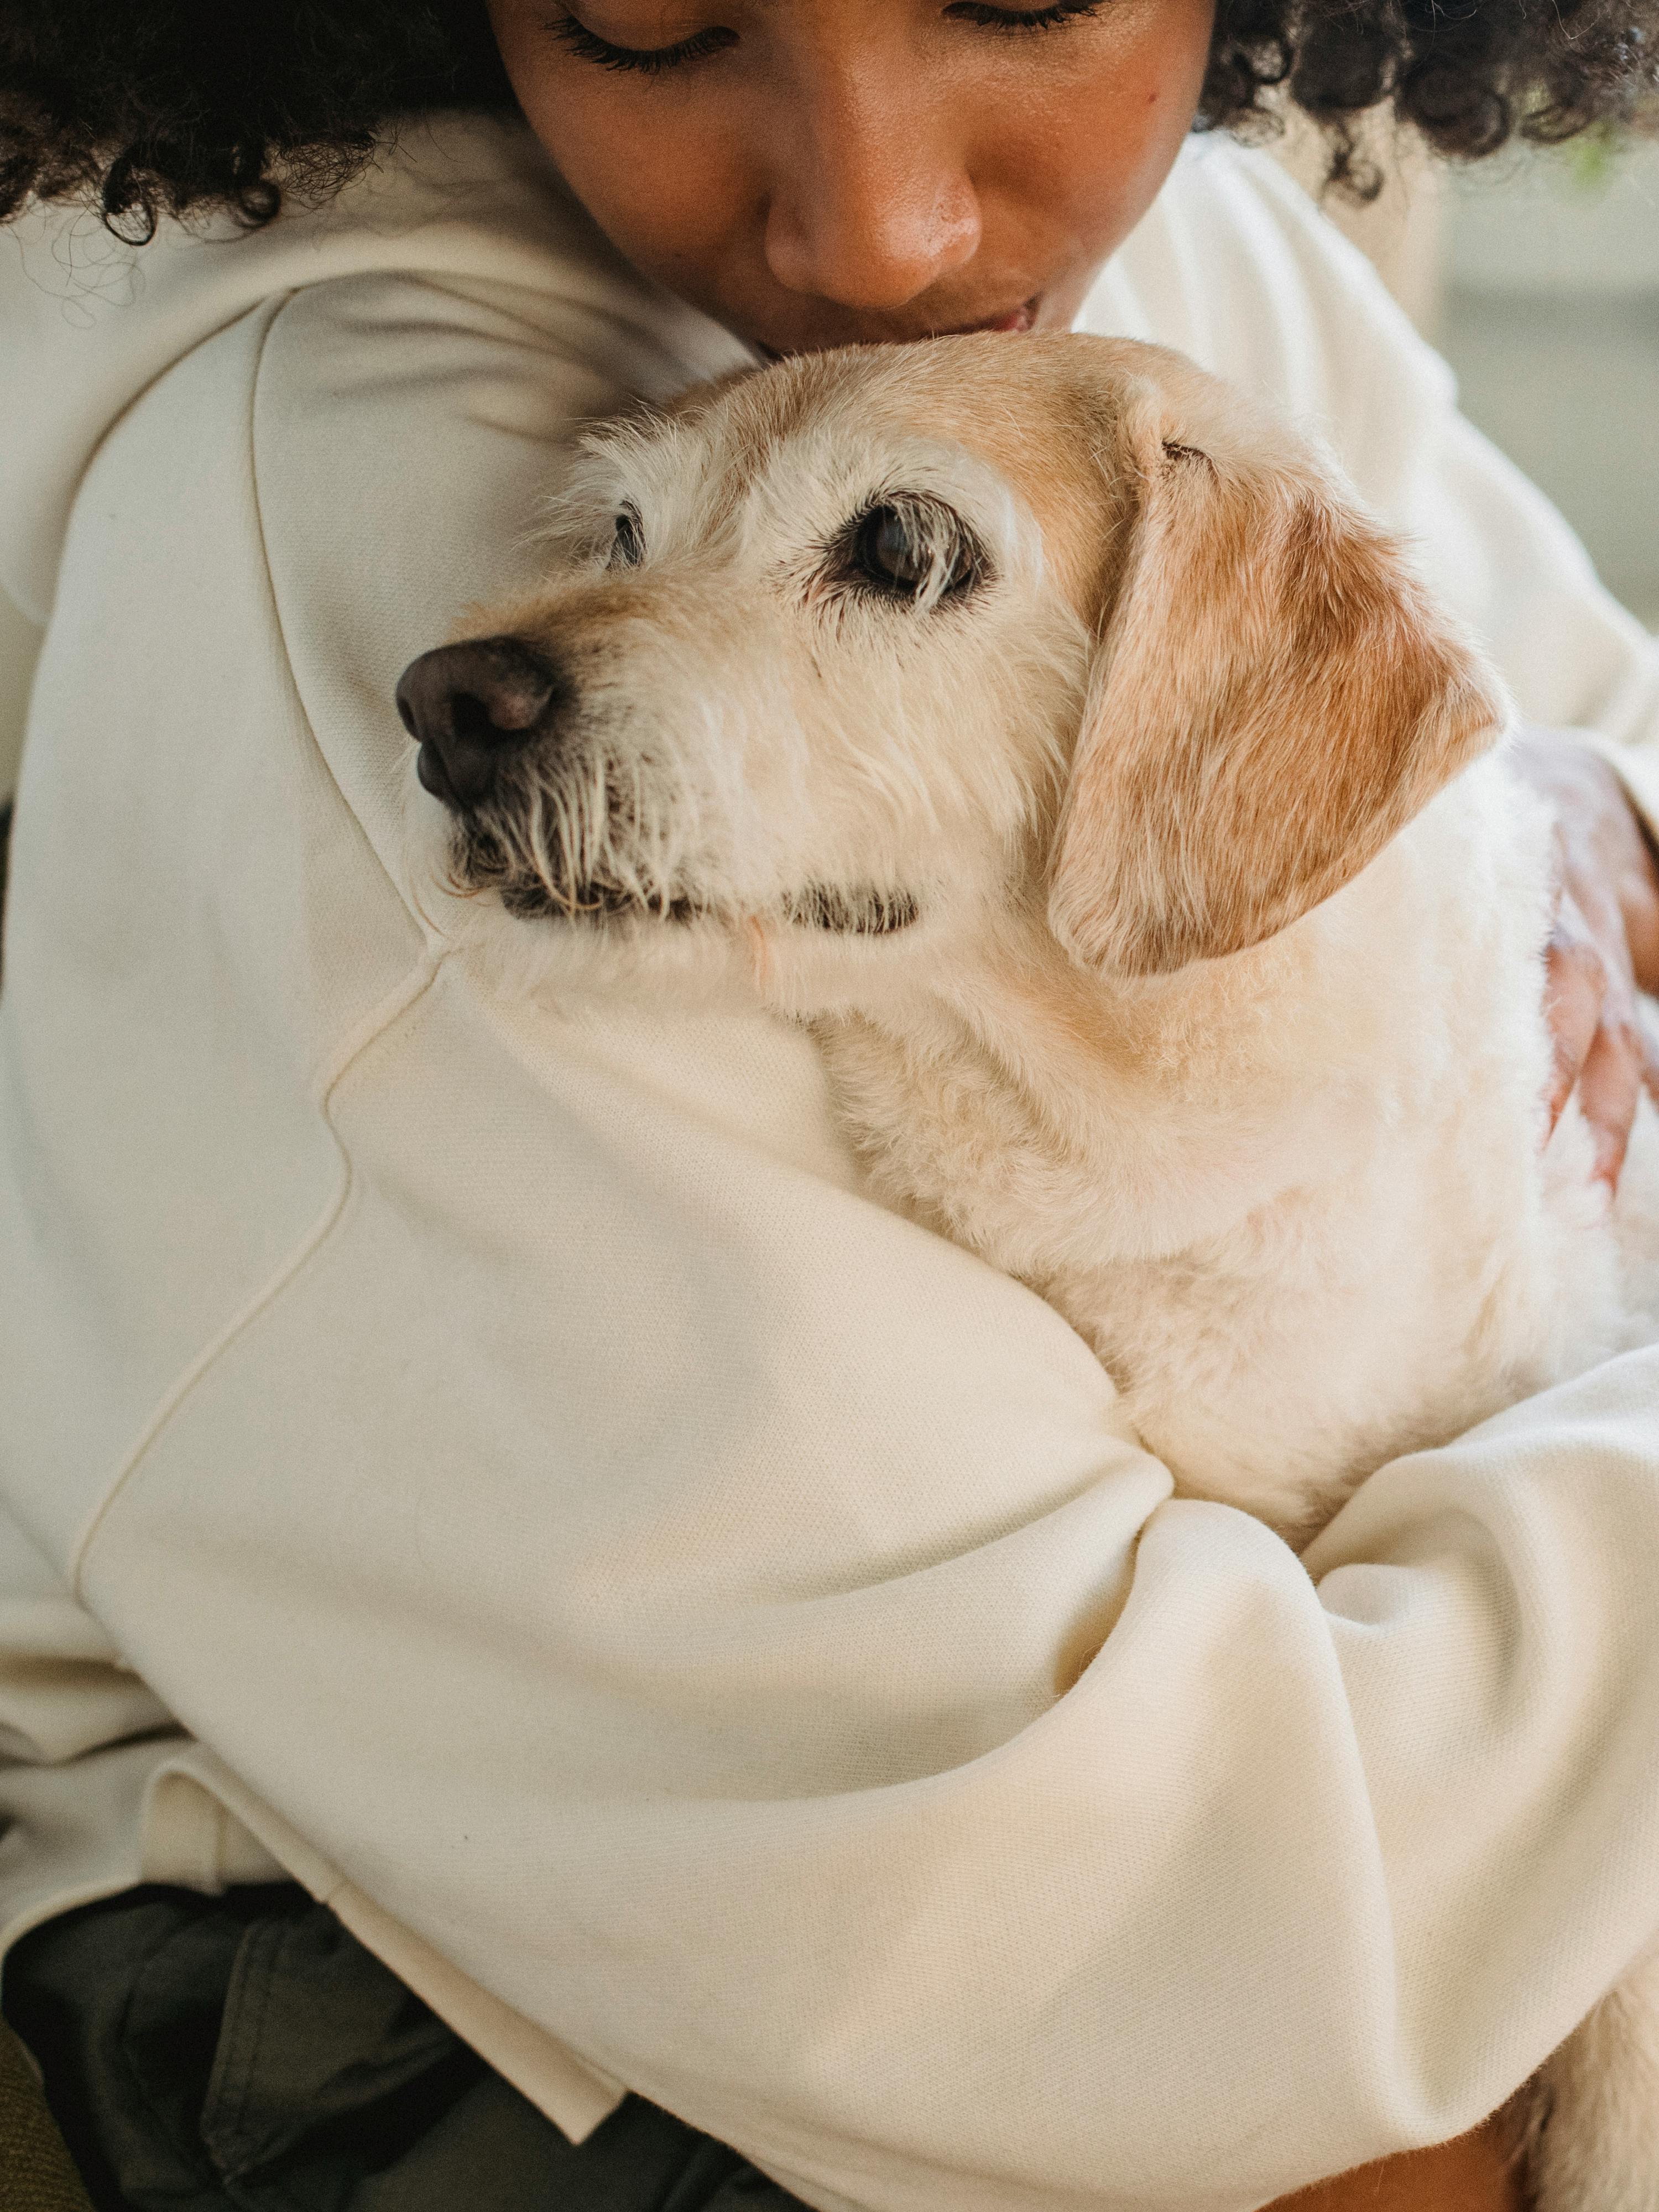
[400,332,1659,2212]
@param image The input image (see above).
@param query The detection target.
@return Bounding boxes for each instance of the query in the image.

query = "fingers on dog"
[1577,1009,1644,1189]
[1618,834,1659,993]
[1543,891,1610,1133]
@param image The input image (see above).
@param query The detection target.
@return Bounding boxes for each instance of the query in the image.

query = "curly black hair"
[1,0,1655,243]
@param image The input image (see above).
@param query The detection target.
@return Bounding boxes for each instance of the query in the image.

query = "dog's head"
[399,336,1504,1008]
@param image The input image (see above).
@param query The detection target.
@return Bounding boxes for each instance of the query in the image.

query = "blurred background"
[1441,140,1659,628]
[2,131,1658,800]
[1262,119,1659,629]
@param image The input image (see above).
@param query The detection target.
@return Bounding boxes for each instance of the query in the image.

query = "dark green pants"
[3,1885,808,2212]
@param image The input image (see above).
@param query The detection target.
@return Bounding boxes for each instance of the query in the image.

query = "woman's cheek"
[1025,0,1214,252]
[504,76,758,315]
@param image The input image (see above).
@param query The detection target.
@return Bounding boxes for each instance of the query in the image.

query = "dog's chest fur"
[813,754,1659,1544]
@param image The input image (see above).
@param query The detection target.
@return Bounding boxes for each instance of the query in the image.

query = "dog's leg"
[1530,1940,1659,2211]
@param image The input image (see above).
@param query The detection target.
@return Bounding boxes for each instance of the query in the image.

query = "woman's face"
[487,0,1217,355]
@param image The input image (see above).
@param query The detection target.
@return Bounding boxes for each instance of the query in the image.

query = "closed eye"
[544,9,737,71]
[544,1,1106,75]
[944,1,1109,25]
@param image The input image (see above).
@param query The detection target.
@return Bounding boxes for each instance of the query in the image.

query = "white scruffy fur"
[405,333,1659,2208]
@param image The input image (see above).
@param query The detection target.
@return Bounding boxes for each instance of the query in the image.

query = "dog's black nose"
[396,637,562,810]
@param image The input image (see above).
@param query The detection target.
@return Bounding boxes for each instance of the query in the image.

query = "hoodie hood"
[0,112,747,624]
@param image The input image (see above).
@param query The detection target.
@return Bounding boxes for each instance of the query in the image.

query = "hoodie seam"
[65,949,448,1605]
[66,295,459,1600]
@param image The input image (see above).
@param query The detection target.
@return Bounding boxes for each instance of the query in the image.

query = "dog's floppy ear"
[1047,377,1505,975]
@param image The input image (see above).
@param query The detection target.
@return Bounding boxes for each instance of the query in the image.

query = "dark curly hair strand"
[0,2,513,241]
[1,0,1655,242]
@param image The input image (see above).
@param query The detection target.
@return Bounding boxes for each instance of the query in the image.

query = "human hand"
[1510,727,1659,1190]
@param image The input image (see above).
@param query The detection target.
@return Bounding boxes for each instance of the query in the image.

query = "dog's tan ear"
[1047,385,1505,975]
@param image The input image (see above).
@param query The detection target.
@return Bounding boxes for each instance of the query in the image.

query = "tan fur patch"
[1044,353,1505,974]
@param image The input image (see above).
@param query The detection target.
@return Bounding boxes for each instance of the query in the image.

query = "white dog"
[398,333,1659,2211]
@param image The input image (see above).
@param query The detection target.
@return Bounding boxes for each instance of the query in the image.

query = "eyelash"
[946,1,1108,25]
[546,13,736,72]
[546,1,1106,76]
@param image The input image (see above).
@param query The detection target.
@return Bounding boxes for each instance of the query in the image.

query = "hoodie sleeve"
[9,123,1659,2212]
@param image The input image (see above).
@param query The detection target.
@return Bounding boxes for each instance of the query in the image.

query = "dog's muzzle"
[396,636,564,811]
[399,633,692,924]
[397,634,924,940]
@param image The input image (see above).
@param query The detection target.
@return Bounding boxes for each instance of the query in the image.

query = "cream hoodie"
[7,111,1659,2212]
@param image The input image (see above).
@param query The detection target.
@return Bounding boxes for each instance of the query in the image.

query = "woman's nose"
[761,77,982,313]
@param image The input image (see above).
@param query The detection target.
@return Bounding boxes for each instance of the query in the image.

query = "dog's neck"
[810,754,1588,1530]
[815,754,1555,1281]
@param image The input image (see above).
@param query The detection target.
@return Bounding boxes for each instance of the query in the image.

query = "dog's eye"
[844,498,982,604]
[855,507,928,591]
[610,506,644,569]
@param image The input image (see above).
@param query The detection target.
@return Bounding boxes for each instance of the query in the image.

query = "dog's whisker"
[525,786,562,910]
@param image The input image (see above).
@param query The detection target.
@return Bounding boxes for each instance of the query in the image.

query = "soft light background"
[1279,121,1659,630]
[2,134,1657,797]
[1443,140,1659,628]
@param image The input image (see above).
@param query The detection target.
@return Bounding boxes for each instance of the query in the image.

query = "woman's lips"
[935,298,1039,336]
[760,296,1042,359]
